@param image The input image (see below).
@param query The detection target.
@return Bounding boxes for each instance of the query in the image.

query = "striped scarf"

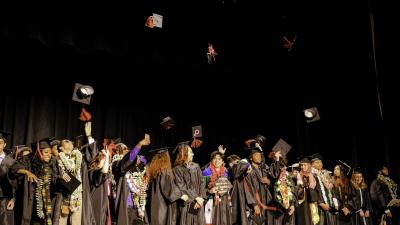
[35,164,53,225]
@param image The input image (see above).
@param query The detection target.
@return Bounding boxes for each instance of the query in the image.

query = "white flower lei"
[59,149,83,211]
[59,149,82,174]
[125,168,147,217]
[378,174,398,199]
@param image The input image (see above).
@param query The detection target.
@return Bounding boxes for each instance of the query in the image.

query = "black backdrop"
[1,0,398,183]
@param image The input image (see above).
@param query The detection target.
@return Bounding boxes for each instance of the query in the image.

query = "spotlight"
[303,107,320,123]
[72,83,94,105]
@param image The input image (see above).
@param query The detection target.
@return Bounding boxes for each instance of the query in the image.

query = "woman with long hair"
[173,142,206,225]
[333,164,354,225]
[351,168,373,225]
[147,148,188,225]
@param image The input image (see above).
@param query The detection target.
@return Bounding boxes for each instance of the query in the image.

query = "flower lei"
[126,168,147,217]
[313,169,333,206]
[378,174,398,199]
[58,149,83,211]
[208,162,225,189]
[275,168,294,209]
[35,164,53,225]
[59,149,82,174]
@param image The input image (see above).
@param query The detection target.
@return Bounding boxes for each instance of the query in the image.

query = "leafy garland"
[125,168,148,218]
[274,168,294,209]
[59,149,82,174]
[378,174,398,199]
[58,149,83,211]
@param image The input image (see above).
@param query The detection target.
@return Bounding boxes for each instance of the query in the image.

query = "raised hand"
[218,145,226,154]
[85,121,92,137]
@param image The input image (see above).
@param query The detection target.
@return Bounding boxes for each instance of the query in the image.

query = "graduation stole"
[275,168,294,209]
[208,163,225,189]
[126,167,148,217]
[378,174,398,199]
[35,164,53,225]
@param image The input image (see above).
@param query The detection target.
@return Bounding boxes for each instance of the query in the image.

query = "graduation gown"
[89,168,110,225]
[351,186,373,225]
[295,175,320,225]
[230,161,256,225]
[334,181,354,225]
[313,172,338,225]
[0,153,15,225]
[9,155,60,225]
[247,162,280,225]
[149,170,182,225]
[370,177,399,224]
[173,163,206,225]
[80,141,99,225]
[202,165,232,225]
[112,146,149,225]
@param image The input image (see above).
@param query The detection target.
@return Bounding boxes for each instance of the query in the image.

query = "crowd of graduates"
[0,122,399,225]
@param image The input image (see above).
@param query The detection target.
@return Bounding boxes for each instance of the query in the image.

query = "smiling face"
[212,154,223,168]
[41,148,52,162]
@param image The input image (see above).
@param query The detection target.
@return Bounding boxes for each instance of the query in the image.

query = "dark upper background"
[1,1,398,182]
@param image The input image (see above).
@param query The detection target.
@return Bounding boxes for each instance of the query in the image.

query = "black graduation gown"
[313,173,338,225]
[202,165,232,225]
[295,175,320,225]
[80,141,99,225]
[0,153,15,225]
[351,186,373,225]
[247,162,280,225]
[89,168,110,225]
[113,149,149,225]
[173,163,206,225]
[370,177,399,224]
[149,170,182,225]
[230,161,256,225]
[9,155,60,225]
[334,182,355,225]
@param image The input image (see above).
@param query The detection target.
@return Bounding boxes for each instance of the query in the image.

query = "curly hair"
[147,151,172,181]
[174,144,189,166]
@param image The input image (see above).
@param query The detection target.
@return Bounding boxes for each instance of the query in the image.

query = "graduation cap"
[0,130,11,142]
[298,155,312,164]
[79,107,92,122]
[146,146,171,162]
[152,13,163,28]
[31,137,55,159]
[245,134,267,149]
[246,146,263,159]
[171,141,190,156]
[310,153,323,162]
[338,160,352,176]
[304,107,320,123]
[31,137,55,151]
[72,83,94,105]
[160,116,175,130]
[351,167,363,174]
[14,145,32,159]
[272,138,292,157]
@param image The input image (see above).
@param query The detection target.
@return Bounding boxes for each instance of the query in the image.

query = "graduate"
[0,130,16,225]
[146,147,188,225]
[173,141,206,225]
[10,137,61,225]
[112,134,151,225]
